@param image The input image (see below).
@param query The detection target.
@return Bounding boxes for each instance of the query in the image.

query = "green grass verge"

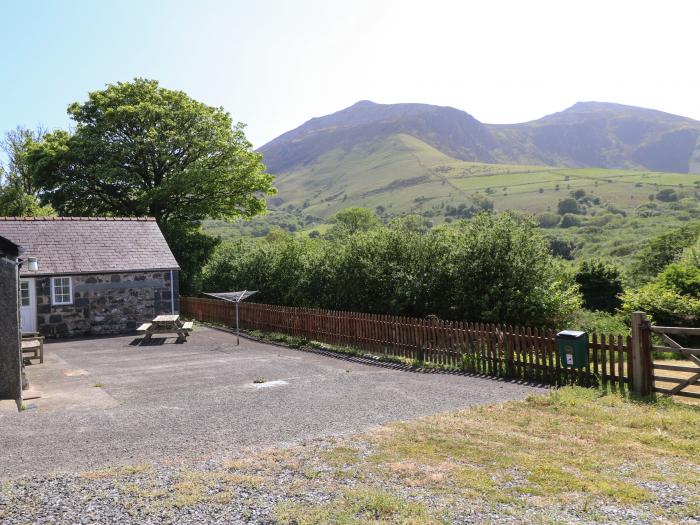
[272,388,700,523]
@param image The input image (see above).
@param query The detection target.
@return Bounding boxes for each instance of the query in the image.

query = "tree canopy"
[28,79,275,224]
[326,207,381,238]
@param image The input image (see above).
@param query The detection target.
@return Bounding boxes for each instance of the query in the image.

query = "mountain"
[256,100,700,220]
[261,100,700,176]
[492,101,700,173]
[261,101,498,173]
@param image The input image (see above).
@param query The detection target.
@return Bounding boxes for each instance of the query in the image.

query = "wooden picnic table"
[137,314,193,344]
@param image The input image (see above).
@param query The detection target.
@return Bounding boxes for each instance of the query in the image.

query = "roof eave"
[18,266,181,277]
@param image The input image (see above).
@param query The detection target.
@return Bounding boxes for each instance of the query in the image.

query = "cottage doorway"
[19,278,37,333]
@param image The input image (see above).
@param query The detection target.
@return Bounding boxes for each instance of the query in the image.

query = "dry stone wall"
[36,270,178,337]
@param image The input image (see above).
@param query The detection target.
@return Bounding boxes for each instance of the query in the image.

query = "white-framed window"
[51,276,73,305]
[20,280,31,307]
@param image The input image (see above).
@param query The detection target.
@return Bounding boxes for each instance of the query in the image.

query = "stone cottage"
[0,217,180,338]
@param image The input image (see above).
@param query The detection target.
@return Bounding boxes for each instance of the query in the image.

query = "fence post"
[630,311,653,397]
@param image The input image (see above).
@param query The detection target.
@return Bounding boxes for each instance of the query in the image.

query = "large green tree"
[27,79,275,292]
[325,207,381,239]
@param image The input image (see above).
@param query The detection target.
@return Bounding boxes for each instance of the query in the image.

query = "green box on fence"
[557,330,588,368]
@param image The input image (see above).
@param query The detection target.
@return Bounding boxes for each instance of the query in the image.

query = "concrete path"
[0,326,543,479]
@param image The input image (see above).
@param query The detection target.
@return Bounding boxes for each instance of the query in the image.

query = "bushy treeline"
[621,236,700,328]
[570,222,700,334]
[202,212,581,327]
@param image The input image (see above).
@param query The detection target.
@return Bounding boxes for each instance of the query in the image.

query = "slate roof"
[0,217,179,276]
[0,235,21,258]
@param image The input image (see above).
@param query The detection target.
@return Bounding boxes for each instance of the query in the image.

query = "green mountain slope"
[269,132,700,219]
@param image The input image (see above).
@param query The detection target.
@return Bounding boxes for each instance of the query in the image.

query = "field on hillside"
[265,134,700,217]
[205,133,700,266]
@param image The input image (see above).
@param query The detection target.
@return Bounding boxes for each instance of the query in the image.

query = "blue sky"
[2,0,700,149]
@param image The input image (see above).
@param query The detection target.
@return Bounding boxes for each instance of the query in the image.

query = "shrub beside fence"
[180,297,632,388]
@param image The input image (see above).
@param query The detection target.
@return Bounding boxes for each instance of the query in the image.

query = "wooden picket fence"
[180,297,631,388]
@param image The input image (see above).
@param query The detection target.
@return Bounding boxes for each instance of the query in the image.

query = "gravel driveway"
[1,326,541,479]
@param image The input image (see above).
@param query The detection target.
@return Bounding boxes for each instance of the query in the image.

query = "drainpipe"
[170,270,175,314]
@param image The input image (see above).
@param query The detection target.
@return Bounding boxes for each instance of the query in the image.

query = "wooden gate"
[648,324,700,400]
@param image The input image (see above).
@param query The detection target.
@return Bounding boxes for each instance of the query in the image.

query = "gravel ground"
[2,440,697,525]
[1,326,540,479]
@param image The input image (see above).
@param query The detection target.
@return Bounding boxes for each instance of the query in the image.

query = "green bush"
[656,188,678,202]
[629,223,700,282]
[443,214,581,325]
[537,212,560,228]
[558,198,581,215]
[574,259,623,312]
[546,237,576,260]
[681,237,700,267]
[620,282,700,327]
[571,310,629,337]
[202,211,581,326]
[560,213,582,228]
[657,263,700,297]
[588,212,616,226]
[325,207,381,239]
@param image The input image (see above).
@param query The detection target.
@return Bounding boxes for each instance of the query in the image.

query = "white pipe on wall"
[170,270,175,314]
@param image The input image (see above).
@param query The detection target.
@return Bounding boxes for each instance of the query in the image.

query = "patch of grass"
[274,486,438,525]
[248,330,310,349]
[452,465,507,501]
[170,470,263,508]
[93,382,105,388]
[321,446,362,467]
[365,387,698,511]
[81,463,153,480]
[118,481,166,500]
[302,468,324,480]
[521,464,650,503]
[223,459,248,471]
[0,481,13,499]
[171,472,211,507]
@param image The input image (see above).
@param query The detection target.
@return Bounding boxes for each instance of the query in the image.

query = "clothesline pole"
[236,300,240,346]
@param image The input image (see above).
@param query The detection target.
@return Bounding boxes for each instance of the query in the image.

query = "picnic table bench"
[137,314,193,344]
[21,332,44,363]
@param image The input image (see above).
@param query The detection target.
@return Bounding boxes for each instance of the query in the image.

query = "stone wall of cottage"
[35,270,179,337]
